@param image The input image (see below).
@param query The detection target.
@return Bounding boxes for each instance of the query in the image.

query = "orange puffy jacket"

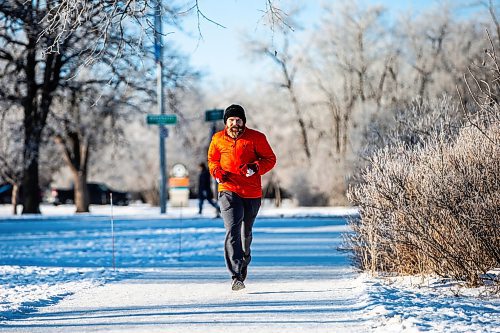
[208,127,276,198]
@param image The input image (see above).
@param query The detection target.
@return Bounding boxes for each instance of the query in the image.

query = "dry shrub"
[347,33,500,287]
[348,121,499,286]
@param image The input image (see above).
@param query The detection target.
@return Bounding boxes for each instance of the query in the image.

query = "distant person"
[208,104,276,291]
[197,162,220,217]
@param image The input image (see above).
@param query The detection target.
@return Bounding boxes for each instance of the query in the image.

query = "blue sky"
[165,0,475,87]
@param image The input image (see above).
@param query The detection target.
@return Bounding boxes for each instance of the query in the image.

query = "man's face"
[226,117,244,138]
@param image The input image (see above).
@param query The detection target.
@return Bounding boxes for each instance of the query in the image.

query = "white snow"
[0,201,499,332]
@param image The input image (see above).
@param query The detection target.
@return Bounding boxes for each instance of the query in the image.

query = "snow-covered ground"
[0,202,499,332]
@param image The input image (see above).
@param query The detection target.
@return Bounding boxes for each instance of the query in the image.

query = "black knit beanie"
[223,104,246,125]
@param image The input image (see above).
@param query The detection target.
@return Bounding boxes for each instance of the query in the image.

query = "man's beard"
[227,125,243,139]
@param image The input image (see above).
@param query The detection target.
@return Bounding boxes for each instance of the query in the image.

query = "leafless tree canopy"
[0,0,289,214]
[35,0,290,56]
[1,0,498,236]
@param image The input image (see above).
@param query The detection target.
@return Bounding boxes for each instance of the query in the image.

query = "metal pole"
[178,202,182,260]
[154,0,167,214]
[211,122,216,138]
[210,122,218,201]
[110,193,115,271]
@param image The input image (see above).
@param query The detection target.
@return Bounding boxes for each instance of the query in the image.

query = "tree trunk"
[55,133,90,213]
[73,171,89,213]
[21,41,41,214]
[11,184,19,215]
[21,158,40,214]
[334,114,341,154]
[21,125,41,214]
[289,90,311,161]
[21,19,62,214]
[418,72,429,98]
[22,93,54,214]
[342,113,350,155]
[272,50,311,162]
[274,181,282,208]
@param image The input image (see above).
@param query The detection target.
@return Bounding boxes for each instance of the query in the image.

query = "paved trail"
[0,216,375,332]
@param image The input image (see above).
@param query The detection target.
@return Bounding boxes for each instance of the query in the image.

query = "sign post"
[204,109,224,204]
[152,0,168,214]
[147,114,177,214]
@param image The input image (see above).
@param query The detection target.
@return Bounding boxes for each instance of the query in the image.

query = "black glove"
[214,169,229,183]
[239,163,259,177]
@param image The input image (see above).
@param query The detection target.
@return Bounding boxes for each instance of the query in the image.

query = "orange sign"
[169,177,189,188]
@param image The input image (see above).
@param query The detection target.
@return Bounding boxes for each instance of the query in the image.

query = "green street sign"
[205,109,224,122]
[146,114,177,125]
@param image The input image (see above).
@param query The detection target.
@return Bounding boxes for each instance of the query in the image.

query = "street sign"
[146,114,177,125]
[205,109,224,122]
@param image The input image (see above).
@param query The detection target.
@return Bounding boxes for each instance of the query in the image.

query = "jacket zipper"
[225,127,245,169]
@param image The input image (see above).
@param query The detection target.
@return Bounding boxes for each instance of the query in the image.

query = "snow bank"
[0,266,112,321]
[0,200,359,220]
[365,275,500,332]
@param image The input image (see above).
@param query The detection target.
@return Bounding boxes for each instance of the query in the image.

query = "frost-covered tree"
[48,83,143,213]
[0,0,289,214]
[0,117,23,214]
[37,0,289,52]
[308,1,392,155]
[244,9,312,163]
[238,1,496,205]
[0,106,62,215]
[0,1,153,213]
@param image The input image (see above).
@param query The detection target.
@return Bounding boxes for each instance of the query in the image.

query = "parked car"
[0,183,43,204]
[0,183,12,204]
[50,182,130,206]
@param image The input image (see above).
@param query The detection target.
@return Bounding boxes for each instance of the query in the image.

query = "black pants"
[218,191,261,279]
[198,190,219,214]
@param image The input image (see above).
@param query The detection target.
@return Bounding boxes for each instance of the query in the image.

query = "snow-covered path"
[1,206,499,332]
[3,267,370,333]
[0,212,375,332]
